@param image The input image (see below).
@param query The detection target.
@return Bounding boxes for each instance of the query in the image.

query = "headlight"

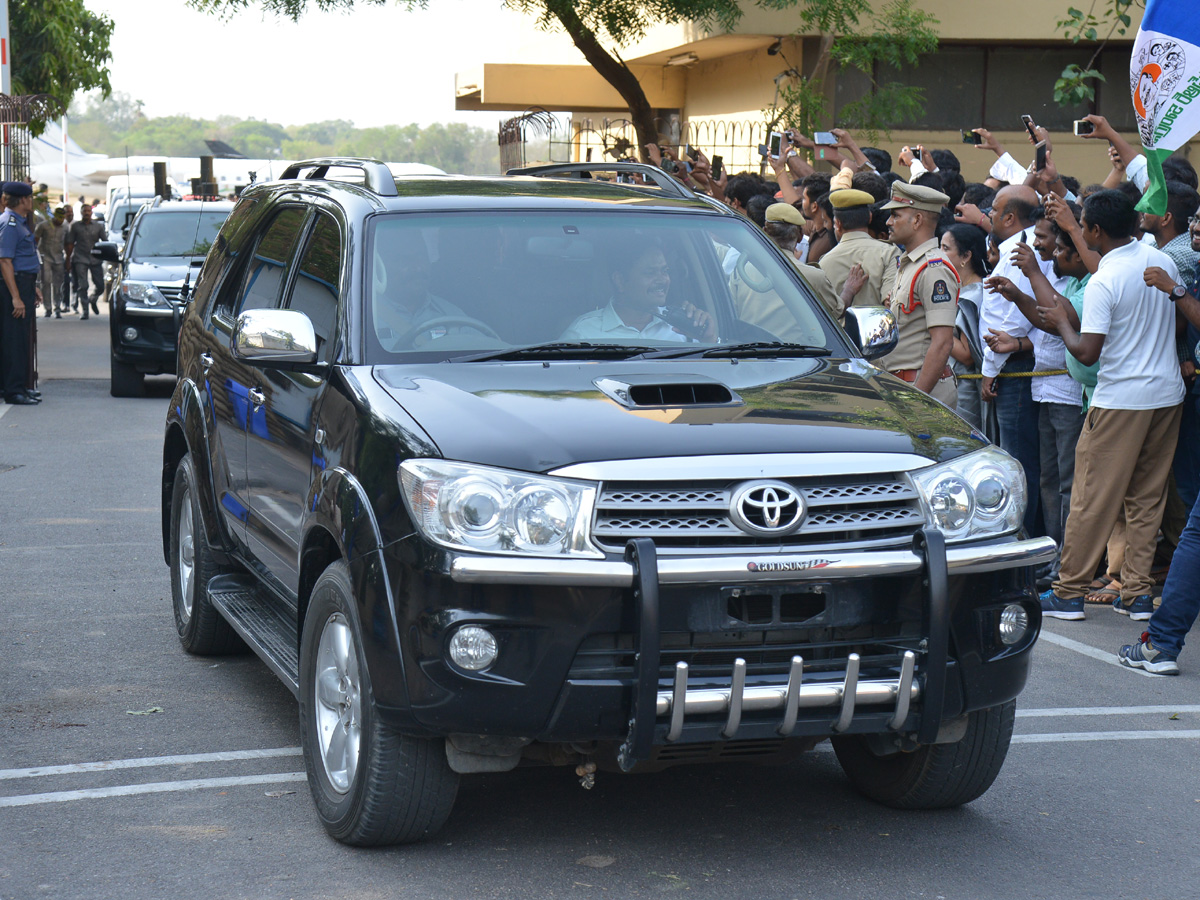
[909,446,1025,541]
[121,281,168,306]
[399,460,602,558]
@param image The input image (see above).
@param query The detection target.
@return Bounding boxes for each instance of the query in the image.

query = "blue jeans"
[1149,490,1200,657]
[994,357,1042,535]
[1038,402,1084,576]
[1173,393,1200,513]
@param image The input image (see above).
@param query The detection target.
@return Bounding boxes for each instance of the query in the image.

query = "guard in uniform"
[818,188,899,307]
[878,182,959,408]
[0,182,43,405]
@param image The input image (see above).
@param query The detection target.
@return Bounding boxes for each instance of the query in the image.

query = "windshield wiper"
[638,341,833,360]
[453,341,658,363]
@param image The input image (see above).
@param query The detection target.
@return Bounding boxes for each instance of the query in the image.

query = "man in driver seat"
[561,242,715,343]
[375,240,469,347]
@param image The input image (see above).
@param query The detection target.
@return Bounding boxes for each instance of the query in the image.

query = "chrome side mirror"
[844,306,897,361]
[232,308,318,367]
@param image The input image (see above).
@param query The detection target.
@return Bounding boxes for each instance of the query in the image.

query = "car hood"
[126,257,199,283]
[372,359,983,474]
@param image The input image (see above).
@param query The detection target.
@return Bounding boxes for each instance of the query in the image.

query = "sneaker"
[1113,593,1154,621]
[1040,589,1085,620]
[1119,632,1179,675]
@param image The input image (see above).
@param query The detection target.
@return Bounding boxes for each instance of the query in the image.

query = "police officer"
[0,182,43,404]
[818,188,899,307]
[879,181,959,408]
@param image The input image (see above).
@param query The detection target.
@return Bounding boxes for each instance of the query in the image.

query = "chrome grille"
[155,284,183,303]
[592,474,924,553]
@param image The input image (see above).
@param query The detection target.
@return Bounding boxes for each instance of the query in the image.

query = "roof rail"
[280,158,399,198]
[507,162,698,200]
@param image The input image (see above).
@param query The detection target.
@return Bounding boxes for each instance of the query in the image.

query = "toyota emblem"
[729,480,806,536]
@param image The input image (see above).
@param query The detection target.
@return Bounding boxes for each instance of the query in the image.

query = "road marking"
[0,772,307,808]
[1012,729,1200,744]
[1038,630,1157,677]
[1018,705,1200,718]
[0,541,161,553]
[0,747,302,781]
[0,403,10,421]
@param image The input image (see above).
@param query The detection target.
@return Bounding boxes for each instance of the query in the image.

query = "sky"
[84,0,571,129]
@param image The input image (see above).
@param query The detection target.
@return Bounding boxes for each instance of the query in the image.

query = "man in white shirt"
[980,185,1047,534]
[1038,190,1185,621]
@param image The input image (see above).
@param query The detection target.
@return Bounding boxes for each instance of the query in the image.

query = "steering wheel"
[736,253,775,293]
[394,315,502,348]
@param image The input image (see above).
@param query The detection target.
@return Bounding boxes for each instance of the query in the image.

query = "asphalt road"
[2,313,1199,900]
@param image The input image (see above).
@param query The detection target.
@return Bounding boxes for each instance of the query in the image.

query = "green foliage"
[68,94,501,173]
[765,0,939,142]
[11,0,115,131]
[1053,0,1142,108]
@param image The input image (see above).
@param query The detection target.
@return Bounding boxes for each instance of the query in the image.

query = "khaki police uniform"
[880,236,960,407]
[819,231,899,307]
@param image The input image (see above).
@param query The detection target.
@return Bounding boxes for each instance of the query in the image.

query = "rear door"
[244,209,344,595]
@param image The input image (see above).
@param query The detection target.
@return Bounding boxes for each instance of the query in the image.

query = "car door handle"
[199,352,214,369]
[248,387,265,407]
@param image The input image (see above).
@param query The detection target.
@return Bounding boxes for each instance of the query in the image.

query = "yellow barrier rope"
[956,369,1070,380]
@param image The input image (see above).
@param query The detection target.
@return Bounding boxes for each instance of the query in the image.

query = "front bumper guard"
[449,535,1058,586]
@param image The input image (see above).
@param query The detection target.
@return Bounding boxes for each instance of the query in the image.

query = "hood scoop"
[594,375,741,409]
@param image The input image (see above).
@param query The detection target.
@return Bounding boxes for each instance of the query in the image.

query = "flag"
[1129,0,1200,215]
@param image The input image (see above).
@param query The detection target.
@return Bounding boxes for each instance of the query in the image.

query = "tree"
[11,0,114,130]
[763,0,939,141]
[1053,0,1143,108]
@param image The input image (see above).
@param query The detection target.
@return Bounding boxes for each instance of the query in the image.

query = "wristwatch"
[1171,283,1187,301]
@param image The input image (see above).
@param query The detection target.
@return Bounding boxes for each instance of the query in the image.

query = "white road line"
[1038,630,1157,677]
[0,747,302,781]
[0,772,307,808]
[1018,705,1200,718]
[1012,729,1200,744]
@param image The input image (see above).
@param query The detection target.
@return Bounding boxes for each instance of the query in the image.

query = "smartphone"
[685,144,699,161]
[814,131,837,146]
[585,147,593,162]
[768,131,784,158]
[1021,114,1039,142]
[1073,119,1095,136]
[758,143,770,158]
[710,155,723,181]
[961,129,982,145]
[1035,140,1047,171]
[658,305,708,341]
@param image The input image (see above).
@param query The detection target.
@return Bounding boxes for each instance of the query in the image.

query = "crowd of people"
[0,182,108,405]
[649,114,1200,676]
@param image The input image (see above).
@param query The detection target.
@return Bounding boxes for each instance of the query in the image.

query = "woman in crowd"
[940,223,991,431]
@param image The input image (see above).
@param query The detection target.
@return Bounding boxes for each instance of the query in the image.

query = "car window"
[286,213,342,363]
[363,211,842,363]
[129,209,230,258]
[235,207,308,314]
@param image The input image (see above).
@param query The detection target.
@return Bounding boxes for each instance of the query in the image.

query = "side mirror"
[93,241,120,263]
[232,308,319,368]
[844,306,897,362]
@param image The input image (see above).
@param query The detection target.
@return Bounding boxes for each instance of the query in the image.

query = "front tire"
[169,456,241,654]
[110,353,145,397]
[832,700,1015,809]
[299,561,459,846]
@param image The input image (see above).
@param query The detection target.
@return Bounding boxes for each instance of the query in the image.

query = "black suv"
[163,158,1055,846]
[97,199,234,396]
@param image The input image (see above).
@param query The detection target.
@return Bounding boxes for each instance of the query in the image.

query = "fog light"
[448,625,498,671]
[122,326,138,342]
[999,603,1029,645]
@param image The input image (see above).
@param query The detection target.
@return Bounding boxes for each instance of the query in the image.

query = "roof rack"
[507,162,698,200]
[280,158,399,198]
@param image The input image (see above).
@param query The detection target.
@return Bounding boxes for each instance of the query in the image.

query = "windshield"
[129,209,230,258]
[363,210,847,364]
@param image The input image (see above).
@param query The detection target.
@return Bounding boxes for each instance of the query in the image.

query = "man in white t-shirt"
[1038,190,1185,621]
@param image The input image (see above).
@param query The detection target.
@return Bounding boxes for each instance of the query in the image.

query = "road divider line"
[1018,705,1200,718]
[1037,630,1156,677]
[0,772,307,808]
[1012,729,1200,744]
[0,747,302,781]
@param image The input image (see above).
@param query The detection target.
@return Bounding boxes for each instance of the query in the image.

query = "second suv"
[97,198,234,396]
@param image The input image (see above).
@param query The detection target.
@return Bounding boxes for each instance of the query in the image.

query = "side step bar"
[206,574,300,696]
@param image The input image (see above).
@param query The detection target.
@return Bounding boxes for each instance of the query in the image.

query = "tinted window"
[236,207,307,314]
[130,209,230,258]
[287,213,342,362]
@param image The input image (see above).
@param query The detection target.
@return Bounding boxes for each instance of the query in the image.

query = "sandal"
[1085,581,1122,604]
